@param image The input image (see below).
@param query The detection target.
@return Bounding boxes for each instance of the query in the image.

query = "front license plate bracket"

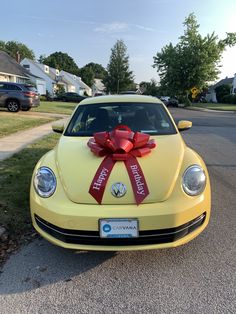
[99,219,139,238]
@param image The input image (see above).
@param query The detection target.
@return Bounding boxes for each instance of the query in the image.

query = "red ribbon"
[87,125,156,205]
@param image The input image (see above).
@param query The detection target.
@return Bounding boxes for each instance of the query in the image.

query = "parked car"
[168,97,179,107]
[60,92,86,103]
[160,96,179,107]
[0,82,40,112]
[30,95,211,251]
[159,96,170,105]
[119,91,137,95]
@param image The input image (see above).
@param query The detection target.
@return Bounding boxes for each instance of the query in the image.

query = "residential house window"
[44,65,49,73]
[23,64,30,70]
[56,69,60,76]
[16,77,27,84]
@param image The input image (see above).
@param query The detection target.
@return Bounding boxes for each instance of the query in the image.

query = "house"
[21,58,92,96]
[0,51,30,83]
[27,72,47,95]
[92,78,106,96]
[206,76,234,103]
[21,58,57,95]
[59,70,92,96]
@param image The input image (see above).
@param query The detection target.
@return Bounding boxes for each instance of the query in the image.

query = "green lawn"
[0,133,60,236]
[32,101,77,115]
[0,113,54,138]
[191,103,236,111]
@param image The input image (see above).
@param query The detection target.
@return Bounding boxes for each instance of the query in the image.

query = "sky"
[1,0,236,83]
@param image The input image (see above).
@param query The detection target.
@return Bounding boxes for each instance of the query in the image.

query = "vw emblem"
[111,182,127,198]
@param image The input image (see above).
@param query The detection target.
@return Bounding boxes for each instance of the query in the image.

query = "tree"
[153,13,236,104]
[43,52,79,75]
[80,66,94,86]
[38,54,46,63]
[104,40,134,93]
[0,40,35,61]
[140,79,160,96]
[80,63,107,86]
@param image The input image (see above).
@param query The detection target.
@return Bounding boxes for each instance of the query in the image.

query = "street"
[0,108,235,314]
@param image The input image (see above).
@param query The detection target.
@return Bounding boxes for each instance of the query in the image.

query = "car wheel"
[6,100,20,112]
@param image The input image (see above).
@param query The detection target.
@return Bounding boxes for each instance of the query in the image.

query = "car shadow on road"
[0,238,116,294]
[0,231,214,295]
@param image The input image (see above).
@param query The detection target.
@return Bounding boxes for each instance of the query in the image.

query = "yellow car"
[30,95,211,251]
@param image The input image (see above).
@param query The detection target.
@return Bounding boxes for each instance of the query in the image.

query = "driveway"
[0,108,235,314]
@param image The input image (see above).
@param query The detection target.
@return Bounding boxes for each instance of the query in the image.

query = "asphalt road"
[0,108,235,314]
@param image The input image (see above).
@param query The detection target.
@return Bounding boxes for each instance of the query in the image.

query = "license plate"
[99,219,139,238]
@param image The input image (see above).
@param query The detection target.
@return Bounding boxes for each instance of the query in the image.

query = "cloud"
[133,24,156,32]
[94,22,162,35]
[94,22,128,33]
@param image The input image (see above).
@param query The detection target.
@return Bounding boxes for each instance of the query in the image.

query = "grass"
[191,102,236,111]
[0,113,54,137]
[0,134,60,236]
[32,101,77,115]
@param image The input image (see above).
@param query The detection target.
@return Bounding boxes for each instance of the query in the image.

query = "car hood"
[55,134,185,204]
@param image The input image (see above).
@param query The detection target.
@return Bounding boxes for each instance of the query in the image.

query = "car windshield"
[64,102,177,136]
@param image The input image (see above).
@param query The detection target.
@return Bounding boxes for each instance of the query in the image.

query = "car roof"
[0,81,23,85]
[79,94,163,106]
[0,81,32,87]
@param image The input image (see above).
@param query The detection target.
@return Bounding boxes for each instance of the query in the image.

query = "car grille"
[34,213,206,246]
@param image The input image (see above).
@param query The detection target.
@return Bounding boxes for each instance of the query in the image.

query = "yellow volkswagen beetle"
[30,95,211,251]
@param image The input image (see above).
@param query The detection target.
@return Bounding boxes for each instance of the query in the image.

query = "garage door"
[37,84,45,95]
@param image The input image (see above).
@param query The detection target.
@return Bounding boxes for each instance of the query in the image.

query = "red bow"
[87,125,156,205]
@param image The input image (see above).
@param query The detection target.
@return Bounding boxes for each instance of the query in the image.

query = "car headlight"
[182,165,206,196]
[33,167,56,197]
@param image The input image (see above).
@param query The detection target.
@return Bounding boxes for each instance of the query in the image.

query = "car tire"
[6,100,20,112]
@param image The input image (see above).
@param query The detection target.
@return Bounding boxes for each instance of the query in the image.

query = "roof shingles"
[0,51,29,78]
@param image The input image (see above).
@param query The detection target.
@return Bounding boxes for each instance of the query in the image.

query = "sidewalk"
[0,118,68,161]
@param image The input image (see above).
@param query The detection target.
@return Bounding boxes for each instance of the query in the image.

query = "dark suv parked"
[0,82,40,112]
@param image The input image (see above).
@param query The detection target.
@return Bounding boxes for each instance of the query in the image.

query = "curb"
[180,106,236,113]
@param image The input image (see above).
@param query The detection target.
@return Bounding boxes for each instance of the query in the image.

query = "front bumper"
[34,212,206,247]
[31,189,210,251]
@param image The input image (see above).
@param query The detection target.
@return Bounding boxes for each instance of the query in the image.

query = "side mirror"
[52,123,64,134]
[177,120,192,131]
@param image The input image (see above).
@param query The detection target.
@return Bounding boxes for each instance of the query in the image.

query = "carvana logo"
[103,224,111,233]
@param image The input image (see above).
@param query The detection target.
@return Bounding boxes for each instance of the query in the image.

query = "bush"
[178,95,192,107]
[232,95,236,104]
[215,84,231,103]
[55,85,66,97]
[221,94,236,104]
[40,95,47,101]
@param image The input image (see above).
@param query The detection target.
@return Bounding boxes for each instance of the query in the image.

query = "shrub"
[215,84,231,103]
[40,95,47,101]
[221,94,236,104]
[178,95,192,107]
[232,95,236,104]
[55,85,65,97]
